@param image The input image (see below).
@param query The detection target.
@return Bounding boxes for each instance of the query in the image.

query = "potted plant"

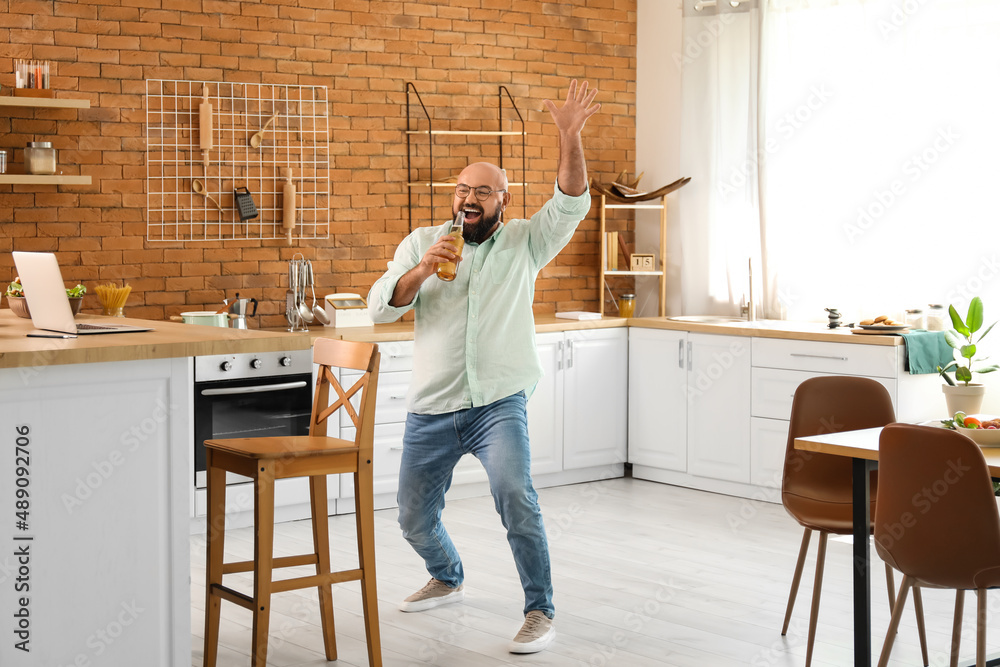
[937,296,999,415]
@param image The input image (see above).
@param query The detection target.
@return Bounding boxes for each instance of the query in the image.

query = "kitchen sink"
[666,315,748,324]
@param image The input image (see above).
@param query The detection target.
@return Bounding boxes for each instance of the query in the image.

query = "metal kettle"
[225,293,258,329]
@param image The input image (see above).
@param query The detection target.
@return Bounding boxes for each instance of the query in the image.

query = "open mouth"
[462,206,482,224]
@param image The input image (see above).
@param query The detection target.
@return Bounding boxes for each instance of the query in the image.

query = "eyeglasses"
[455,184,506,201]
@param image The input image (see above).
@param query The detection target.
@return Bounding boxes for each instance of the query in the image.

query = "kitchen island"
[0,311,308,667]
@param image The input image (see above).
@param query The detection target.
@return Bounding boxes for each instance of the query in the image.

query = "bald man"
[368,80,600,654]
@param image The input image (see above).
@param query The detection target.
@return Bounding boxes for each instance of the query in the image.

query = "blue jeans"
[396,392,554,618]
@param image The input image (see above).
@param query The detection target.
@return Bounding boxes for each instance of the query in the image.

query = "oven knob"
[219,361,232,372]
[279,356,291,367]
[250,358,262,370]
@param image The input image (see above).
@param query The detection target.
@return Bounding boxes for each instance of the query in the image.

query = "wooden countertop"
[628,317,906,345]
[0,309,905,370]
[0,310,310,369]
[301,315,905,345]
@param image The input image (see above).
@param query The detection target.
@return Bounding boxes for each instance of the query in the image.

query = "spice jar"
[24,142,56,175]
[926,304,947,331]
[618,293,635,318]
[904,308,925,329]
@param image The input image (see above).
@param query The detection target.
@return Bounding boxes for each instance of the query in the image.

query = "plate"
[858,324,910,331]
[956,414,1000,446]
[851,325,910,335]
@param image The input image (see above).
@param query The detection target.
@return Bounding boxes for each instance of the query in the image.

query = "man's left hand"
[543,79,600,138]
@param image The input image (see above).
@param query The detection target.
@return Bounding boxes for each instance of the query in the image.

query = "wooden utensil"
[191,179,224,212]
[249,111,280,148]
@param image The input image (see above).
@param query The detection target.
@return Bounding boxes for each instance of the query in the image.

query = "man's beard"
[458,206,502,244]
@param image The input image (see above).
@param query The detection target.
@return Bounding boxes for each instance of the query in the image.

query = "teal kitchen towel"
[901,330,953,374]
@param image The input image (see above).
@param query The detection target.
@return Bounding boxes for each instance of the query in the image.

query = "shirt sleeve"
[527,182,592,269]
[367,232,422,323]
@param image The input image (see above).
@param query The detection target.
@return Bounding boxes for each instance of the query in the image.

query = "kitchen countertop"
[290,315,906,345]
[0,310,310,369]
[0,309,905,370]
[628,317,906,345]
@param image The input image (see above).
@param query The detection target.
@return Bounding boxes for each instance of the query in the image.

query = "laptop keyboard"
[76,323,119,330]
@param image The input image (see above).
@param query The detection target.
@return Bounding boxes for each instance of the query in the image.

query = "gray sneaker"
[509,610,555,653]
[399,578,464,612]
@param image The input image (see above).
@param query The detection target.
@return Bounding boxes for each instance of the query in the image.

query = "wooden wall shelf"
[0,174,91,185]
[598,194,668,318]
[0,95,90,109]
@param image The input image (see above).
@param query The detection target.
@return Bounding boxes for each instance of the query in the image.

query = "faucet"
[740,258,756,321]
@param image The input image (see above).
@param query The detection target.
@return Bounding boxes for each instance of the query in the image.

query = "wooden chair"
[781,376,927,667]
[203,338,382,667]
[875,423,1000,667]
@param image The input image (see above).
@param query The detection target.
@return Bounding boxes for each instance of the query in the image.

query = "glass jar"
[618,293,635,318]
[24,141,57,175]
[926,304,947,331]
[904,308,925,329]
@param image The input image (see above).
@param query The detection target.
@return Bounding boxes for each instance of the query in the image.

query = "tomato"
[964,417,982,429]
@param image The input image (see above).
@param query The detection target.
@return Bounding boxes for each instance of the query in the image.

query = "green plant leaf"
[957,366,973,384]
[977,321,996,344]
[950,304,971,336]
[968,297,984,333]
[944,329,963,349]
[978,365,1000,374]
[962,343,977,359]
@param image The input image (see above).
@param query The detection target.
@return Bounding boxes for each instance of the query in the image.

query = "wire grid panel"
[145,80,330,242]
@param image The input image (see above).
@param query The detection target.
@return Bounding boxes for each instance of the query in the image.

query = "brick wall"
[0,0,637,327]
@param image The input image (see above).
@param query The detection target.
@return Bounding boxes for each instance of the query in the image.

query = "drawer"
[752,337,899,378]
[339,422,406,499]
[340,370,410,427]
[751,367,897,420]
[376,340,414,373]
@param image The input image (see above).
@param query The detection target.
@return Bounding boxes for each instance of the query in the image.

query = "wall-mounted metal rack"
[405,83,526,231]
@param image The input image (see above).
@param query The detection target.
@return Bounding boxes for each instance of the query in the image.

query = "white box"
[323,293,373,328]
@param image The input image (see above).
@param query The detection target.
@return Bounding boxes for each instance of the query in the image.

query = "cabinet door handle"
[389,395,407,400]
[789,353,848,361]
[678,339,685,369]
[389,445,405,451]
[557,340,563,370]
[567,339,574,369]
[687,341,693,371]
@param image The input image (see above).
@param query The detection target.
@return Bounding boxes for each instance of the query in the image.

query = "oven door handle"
[200,380,309,396]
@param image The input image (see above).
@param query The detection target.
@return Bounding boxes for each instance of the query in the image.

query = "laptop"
[12,252,153,335]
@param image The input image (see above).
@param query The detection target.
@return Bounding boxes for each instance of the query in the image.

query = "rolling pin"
[282,168,296,245]
[199,88,213,167]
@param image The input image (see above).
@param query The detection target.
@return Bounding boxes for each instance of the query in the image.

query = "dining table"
[794,426,1000,667]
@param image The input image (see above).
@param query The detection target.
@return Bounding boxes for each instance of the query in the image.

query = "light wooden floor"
[191,477,1000,666]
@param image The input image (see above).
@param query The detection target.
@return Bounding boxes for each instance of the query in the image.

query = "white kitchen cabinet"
[628,327,687,471]
[628,328,753,494]
[526,332,565,475]
[686,333,753,482]
[562,328,629,470]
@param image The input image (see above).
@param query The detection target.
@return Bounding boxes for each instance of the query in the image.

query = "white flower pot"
[942,383,986,416]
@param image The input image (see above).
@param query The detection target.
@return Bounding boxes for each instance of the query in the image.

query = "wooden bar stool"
[203,338,382,667]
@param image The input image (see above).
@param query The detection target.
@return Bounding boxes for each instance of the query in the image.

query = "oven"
[193,349,314,489]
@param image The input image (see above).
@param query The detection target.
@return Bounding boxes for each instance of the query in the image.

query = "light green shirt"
[368,183,591,415]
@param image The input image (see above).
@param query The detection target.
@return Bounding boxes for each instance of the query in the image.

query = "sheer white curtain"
[761,0,1000,322]
[677,0,764,316]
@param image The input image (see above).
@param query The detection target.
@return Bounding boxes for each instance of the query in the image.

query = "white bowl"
[956,414,1000,446]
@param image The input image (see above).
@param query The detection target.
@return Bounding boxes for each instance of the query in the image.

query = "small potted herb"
[937,297,999,415]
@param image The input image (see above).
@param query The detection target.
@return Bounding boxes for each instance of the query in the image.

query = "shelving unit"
[0,95,90,109]
[405,83,526,231]
[0,94,93,185]
[598,194,667,317]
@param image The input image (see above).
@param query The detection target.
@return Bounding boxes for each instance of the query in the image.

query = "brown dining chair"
[203,338,382,667]
[781,376,927,667]
[875,423,1000,667]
